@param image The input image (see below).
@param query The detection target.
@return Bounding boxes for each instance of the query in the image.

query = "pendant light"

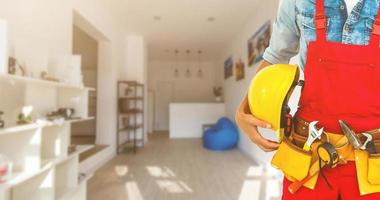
[174,50,179,78]
[185,50,191,78]
[197,50,203,78]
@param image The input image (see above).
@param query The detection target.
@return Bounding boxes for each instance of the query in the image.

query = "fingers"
[248,127,279,152]
[241,113,271,129]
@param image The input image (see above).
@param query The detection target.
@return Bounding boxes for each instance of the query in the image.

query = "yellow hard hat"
[248,64,300,141]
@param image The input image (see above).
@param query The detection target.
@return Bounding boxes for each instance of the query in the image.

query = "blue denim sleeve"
[263,0,300,64]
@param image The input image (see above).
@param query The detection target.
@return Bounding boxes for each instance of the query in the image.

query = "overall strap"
[315,0,327,41]
[370,5,380,47]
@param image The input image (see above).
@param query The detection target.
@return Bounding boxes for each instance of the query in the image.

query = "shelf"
[117,139,144,150]
[58,173,93,200]
[0,144,93,193]
[119,97,144,100]
[119,109,143,115]
[41,145,93,167]
[0,117,95,136]
[0,73,95,91]
[118,81,143,87]
[119,124,143,131]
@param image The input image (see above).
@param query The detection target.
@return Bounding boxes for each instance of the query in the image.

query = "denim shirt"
[263,0,380,70]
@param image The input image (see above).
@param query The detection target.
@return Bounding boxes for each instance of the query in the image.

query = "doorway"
[71,25,98,144]
[154,81,173,131]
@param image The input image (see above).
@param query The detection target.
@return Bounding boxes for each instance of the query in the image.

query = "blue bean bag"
[203,117,239,151]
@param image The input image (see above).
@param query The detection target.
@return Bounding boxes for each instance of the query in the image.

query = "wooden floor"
[88,133,282,200]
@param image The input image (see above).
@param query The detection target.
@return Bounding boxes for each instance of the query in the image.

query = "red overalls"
[282,0,380,199]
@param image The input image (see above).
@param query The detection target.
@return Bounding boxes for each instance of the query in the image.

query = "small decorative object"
[8,57,26,76]
[8,57,16,74]
[122,116,129,127]
[248,21,271,66]
[40,71,59,82]
[17,106,33,125]
[68,145,77,154]
[125,87,133,96]
[213,87,223,102]
[47,108,75,120]
[224,56,233,79]
[0,155,12,183]
[235,59,245,81]
[0,111,4,128]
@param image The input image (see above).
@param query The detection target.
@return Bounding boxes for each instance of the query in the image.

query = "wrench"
[303,121,324,151]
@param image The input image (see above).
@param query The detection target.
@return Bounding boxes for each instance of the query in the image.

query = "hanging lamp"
[174,50,179,78]
[197,50,203,78]
[185,50,191,78]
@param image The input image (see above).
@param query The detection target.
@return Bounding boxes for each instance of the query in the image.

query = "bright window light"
[238,180,261,200]
[156,180,184,193]
[114,165,128,177]
[246,166,264,177]
[126,181,144,200]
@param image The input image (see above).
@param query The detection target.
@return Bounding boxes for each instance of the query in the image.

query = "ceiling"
[124,0,259,60]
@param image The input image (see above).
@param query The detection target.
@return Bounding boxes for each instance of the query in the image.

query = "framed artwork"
[235,59,245,81]
[248,21,272,66]
[224,56,233,79]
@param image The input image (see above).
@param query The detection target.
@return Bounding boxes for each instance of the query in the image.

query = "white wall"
[148,58,221,132]
[169,103,225,138]
[218,0,280,165]
[0,0,127,156]
[149,60,218,102]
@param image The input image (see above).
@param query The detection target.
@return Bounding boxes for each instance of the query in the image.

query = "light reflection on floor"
[89,133,283,200]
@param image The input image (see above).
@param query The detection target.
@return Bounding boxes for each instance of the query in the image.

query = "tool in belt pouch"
[272,121,323,183]
[364,129,380,186]
[339,120,380,186]
[272,118,354,194]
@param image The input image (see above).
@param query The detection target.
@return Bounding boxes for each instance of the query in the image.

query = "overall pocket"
[368,153,380,185]
[271,139,312,181]
[368,139,380,185]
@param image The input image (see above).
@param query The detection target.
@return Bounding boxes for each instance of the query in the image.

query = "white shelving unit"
[0,70,95,200]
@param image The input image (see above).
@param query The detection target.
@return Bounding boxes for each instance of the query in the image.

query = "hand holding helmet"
[236,63,301,152]
[235,96,279,152]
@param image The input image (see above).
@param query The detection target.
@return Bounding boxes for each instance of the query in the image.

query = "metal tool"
[362,133,377,154]
[338,120,377,154]
[303,121,324,151]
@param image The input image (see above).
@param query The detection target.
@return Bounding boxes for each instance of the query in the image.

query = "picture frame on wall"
[224,56,233,79]
[235,59,245,81]
[248,21,271,66]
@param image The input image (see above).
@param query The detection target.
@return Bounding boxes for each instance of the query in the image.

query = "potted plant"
[213,87,223,102]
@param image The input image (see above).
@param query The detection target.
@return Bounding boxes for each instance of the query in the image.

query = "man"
[236,0,380,199]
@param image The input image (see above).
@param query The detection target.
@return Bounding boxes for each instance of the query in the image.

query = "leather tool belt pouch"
[367,140,380,185]
[271,138,312,181]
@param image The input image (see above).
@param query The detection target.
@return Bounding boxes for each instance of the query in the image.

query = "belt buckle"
[315,15,326,30]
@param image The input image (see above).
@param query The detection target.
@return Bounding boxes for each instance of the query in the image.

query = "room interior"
[0,0,286,199]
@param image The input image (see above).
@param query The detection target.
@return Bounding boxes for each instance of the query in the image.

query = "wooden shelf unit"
[117,80,145,154]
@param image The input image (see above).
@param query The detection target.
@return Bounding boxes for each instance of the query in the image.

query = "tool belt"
[271,117,380,195]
